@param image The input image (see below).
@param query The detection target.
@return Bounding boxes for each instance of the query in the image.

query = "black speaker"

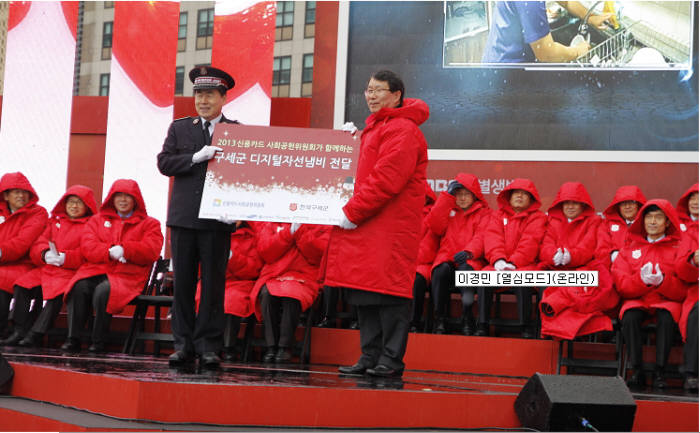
[514,373,637,432]
[0,353,14,394]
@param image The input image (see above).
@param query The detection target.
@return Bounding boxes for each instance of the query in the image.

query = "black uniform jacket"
[157,115,239,231]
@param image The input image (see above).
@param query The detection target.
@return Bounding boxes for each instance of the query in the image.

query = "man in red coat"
[677,183,698,241]
[61,179,163,353]
[2,185,97,347]
[323,70,429,378]
[428,173,491,335]
[596,185,647,270]
[479,178,546,338]
[0,172,48,340]
[613,199,687,389]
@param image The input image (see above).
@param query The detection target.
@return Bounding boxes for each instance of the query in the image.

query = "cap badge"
[200,66,207,75]
[193,118,200,125]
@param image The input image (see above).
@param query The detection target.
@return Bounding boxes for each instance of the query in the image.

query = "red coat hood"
[100,179,149,218]
[548,182,595,220]
[51,185,98,219]
[603,185,646,221]
[0,172,39,207]
[677,183,698,218]
[425,182,436,206]
[496,178,541,214]
[366,98,429,128]
[454,173,487,203]
[628,199,682,242]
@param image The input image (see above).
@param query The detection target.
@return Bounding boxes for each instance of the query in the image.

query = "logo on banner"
[289,203,298,211]
[213,199,222,207]
[632,249,642,259]
[611,224,619,232]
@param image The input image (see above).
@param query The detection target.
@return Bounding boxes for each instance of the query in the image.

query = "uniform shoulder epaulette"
[173,116,192,122]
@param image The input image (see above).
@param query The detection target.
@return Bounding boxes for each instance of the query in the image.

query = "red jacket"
[196,222,263,318]
[252,223,330,319]
[0,172,48,293]
[66,180,163,315]
[416,183,438,282]
[596,185,646,269]
[612,199,687,323]
[428,173,491,271]
[539,182,600,270]
[677,183,698,244]
[322,98,429,299]
[14,185,97,300]
[484,178,545,269]
[675,205,698,341]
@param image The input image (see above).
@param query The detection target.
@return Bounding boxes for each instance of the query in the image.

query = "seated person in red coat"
[61,179,163,353]
[596,185,647,270]
[410,183,438,332]
[538,182,618,340]
[2,185,97,347]
[675,185,699,391]
[250,222,330,363]
[0,172,48,340]
[613,199,687,389]
[428,173,491,335]
[196,220,263,361]
[479,178,546,338]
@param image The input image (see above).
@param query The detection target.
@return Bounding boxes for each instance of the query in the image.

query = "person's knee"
[622,309,643,327]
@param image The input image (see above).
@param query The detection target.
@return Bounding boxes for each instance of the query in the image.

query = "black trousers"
[622,307,676,369]
[260,285,301,349]
[685,303,698,376]
[12,285,43,336]
[170,227,230,354]
[320,286,357,322]
[477,286,533,325]
[223,314,242,349]
[411,273,429,326]
[431,262,475,318]
[356,299,411,371]
[66,275,111,344]
[30,296,63,336]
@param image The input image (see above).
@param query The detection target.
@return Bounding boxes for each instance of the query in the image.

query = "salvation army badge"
[503,218,508,226]
[680,223,687,232]
[449,210,456,217]
[611,224,619,232]
[56,222,61,229]
[632,249,642,259]
[0,216,5,224]
[104,221,111,228]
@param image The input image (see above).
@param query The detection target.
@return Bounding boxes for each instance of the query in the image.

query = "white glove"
[610,250,619,263]
[44,250,59,264]
[340,121,358,135]
[640,262,654,284]
[553,248,564,266]
[290,223,301,235]
[647,263,664,286]
[503,262,517,270]
[46,252,66,267]
[338,211,357,230]
[494,259,508,271]
[109,245,125,261]
[217,215,237,224]
[561,248,571,266]
[192,146,223,164]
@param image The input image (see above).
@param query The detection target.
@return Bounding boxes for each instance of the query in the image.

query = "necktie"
[204,121,212,145]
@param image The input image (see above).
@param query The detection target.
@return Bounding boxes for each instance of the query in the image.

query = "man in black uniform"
[157,66,238,368]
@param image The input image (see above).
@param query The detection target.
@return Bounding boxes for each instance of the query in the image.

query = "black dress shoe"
[263,347,276,363]
[200,352,221,368]
[222,347,237,362]
[18,332,42,347]
[275,347,292,363]
[626,370,647,389]
[366,364,404,378]
[1,331,23,346]
[434,319,446,335]
[684,376,699,392]
[168,350,194,366]
[348,321,359,330]
[88,342,106,353]
[60,338,81,353]
[316,317,336,328]
[653,370,667,389]
[338,362,369,375]
[461,321,474,336]
[474,324,489,337]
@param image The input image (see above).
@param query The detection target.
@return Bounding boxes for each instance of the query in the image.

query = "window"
[101,21,113,60]
[275,1,294,41]
[301,53,313,96]
[304,1,315,38]
[99,74,110,96]
[196,8,214,50]
[178,12,188,52]
[104,1,114,8]
[175,66,185,95]
[272,56,291,97]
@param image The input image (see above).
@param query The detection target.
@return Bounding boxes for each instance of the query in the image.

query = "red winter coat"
[428,173,491,272]
[252,223,330,319]
[539,182,600,270]
[322,98,429,299]
[484,178,545,269]
[66,180,163,315]
[675,205,698,341]
[196,222,263,318]
[0,172,48,293]
[677,183,699,244]
[416,183,438,282]
[14,186,97,300]
[612,199,687,323]
[596,185,646,269]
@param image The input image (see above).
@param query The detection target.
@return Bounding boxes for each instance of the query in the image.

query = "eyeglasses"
[364,88,391,96]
